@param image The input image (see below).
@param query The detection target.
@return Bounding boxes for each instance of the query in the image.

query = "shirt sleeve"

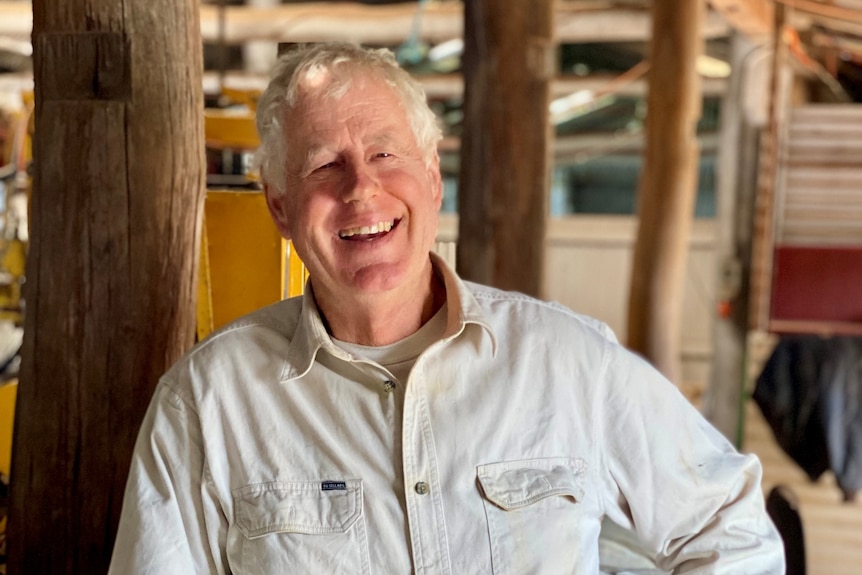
[595,340,785,574]
[108,379,229,575]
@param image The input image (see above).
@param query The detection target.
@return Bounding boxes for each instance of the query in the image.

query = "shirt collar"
[281,253,497,383]
[430,252,497,354]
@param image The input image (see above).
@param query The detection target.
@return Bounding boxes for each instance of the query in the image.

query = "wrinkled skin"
[265,73,444,345]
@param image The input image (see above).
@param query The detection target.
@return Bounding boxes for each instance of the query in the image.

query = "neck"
[313,261,446,347]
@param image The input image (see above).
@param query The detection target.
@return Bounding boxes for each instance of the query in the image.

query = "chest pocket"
[478,458,588,575]
[232,479,370,575]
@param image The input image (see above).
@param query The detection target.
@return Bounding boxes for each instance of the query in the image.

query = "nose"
[342,161,379,203]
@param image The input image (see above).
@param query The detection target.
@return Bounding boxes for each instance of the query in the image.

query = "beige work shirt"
[110,255,784,574]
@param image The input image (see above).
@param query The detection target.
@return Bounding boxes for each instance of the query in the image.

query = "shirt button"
[414,481,430,495]
[383,380,397,392]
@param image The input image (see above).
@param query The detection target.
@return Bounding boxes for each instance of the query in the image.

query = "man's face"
[265,73,443,304]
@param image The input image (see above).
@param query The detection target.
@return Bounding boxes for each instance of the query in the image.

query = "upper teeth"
[339,220,394,238]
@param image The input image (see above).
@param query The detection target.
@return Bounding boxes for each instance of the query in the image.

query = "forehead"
[293,72,406,130]
[282,73,417,168]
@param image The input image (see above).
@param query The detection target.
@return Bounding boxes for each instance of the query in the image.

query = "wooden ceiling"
[0,1,860,100]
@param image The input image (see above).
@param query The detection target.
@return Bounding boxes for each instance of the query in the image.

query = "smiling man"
[110,43,784,574]
[263,60,445,347]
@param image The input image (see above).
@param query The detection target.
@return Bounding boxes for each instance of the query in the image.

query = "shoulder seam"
[158,375,199,417]
[470,289,613,341]
[183,316,294,363]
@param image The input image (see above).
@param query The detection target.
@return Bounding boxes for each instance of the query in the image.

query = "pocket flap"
[477,458,586,511]
[233,479,362,539]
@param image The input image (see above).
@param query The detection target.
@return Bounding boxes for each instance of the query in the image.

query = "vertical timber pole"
[626,0,704,383]
[8,0,205,572]
[457,0,554,296]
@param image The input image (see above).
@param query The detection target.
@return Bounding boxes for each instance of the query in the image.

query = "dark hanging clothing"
[754,335,862,502]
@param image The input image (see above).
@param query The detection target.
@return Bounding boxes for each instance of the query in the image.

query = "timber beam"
[708,0,773,41]
[0,70,728,114]
[0,2,731,44]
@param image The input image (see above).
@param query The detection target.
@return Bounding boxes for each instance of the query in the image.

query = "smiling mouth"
[338,219,400,241]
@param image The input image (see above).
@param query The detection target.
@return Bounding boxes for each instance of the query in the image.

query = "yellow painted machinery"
[198,88,307,340]
[0,92,32,328]
[0,94,308,538]
[0,92,309,555]
[197,190,301,339]
[0,382,15,481]
[0,93,30,566]
[0,381,14,562]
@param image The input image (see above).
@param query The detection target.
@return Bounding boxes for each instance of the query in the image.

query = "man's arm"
[109,380,229,575]
[595,342,785,574]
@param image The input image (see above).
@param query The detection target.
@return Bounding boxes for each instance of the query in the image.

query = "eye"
[315,161,338,171]
[374,152,393,159]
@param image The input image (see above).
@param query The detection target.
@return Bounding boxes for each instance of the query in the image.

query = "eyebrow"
[297,145,335,175]
[300,131,406,169]
[369,133,396,148]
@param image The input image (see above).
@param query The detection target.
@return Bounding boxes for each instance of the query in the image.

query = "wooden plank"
[743,395,862,575]
[785,186,862,201]
[0,1,732,44]
[784,207,862,220]
[783,217,862,229]
[749,2,794,332]
[788,142,862,155]
[781,232,862,245]
[418,73,728,101]
[776,0,862,30]
[781,228,862,243]
[782,215,862,231]
[0,69,728,103]
[198,2,731,44]
[786,158,862,168]
[786,168,862,188]
[789,132,862,145]
[775,104,862,248]
[6,0,205,572]
[791,104,862,118]
[708,0,773,40]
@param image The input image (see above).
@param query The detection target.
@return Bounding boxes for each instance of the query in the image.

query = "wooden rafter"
[0,1,731,44]
[708,0,774,40]
[0,68,729,104]
[779,0,862,37]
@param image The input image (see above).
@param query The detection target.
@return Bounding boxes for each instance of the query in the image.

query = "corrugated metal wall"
[778,105,862,246]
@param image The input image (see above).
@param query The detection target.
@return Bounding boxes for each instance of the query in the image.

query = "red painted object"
[770,246,862,326]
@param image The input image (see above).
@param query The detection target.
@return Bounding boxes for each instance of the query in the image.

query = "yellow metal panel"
[196,214,215,341]
[0,381,17,478]
[287,241,308,298]
[201,190,286,334]
[220,87,262,110]
[204,109,259,150]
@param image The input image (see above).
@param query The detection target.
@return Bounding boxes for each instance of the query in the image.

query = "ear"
[427,152,443,210]
[263,183,292,241]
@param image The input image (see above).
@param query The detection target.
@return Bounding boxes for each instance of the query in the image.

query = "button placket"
[401,370,452,574]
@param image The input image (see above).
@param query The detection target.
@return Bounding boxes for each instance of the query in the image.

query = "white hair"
[255,42,443,193]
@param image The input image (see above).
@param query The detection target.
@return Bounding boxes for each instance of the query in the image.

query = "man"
[110,43,783,574]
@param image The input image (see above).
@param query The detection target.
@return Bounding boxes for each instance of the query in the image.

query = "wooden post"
[626,0,703,382]
[8,0,205,572]
[749,1,792,333]
[457,0,553,296]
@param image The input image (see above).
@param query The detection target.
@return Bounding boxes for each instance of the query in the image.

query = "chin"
[348,262,411,294]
